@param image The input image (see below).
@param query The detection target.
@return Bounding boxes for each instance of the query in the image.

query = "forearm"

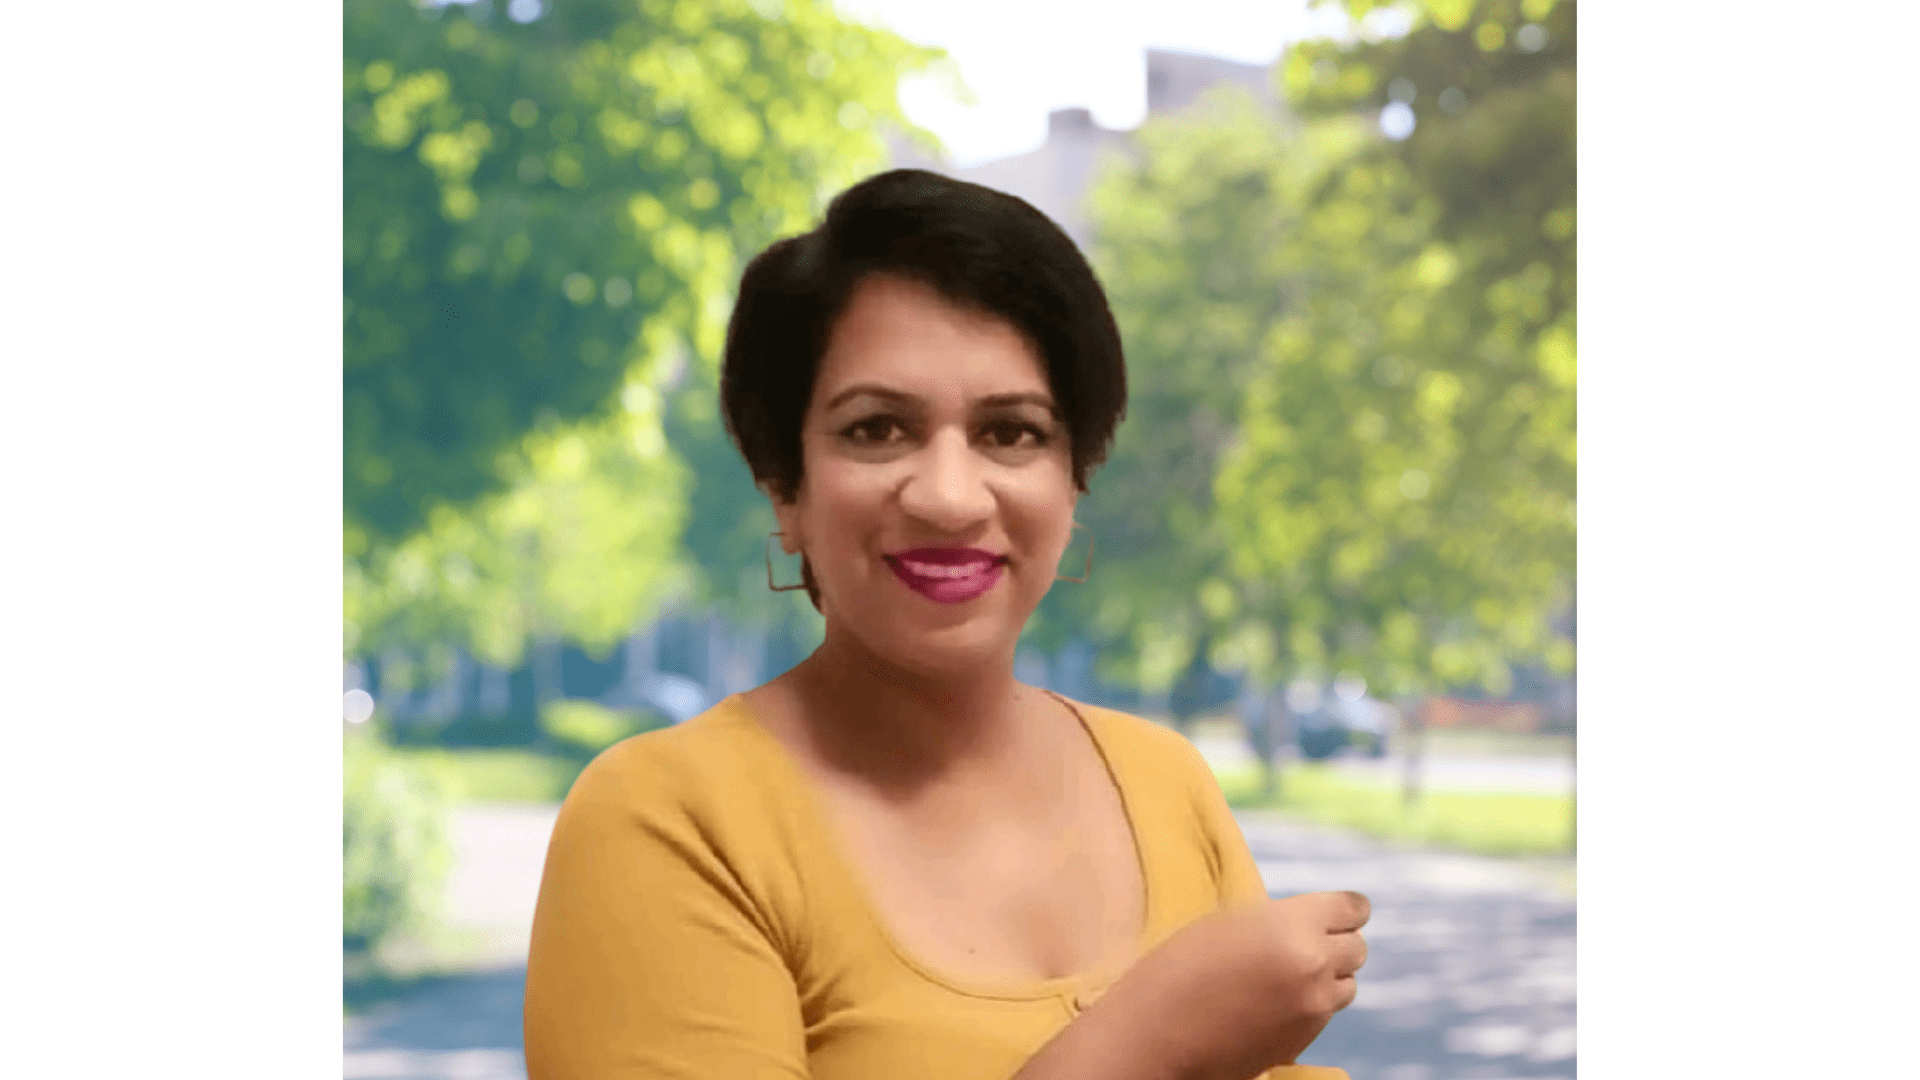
[1010,937,1350,1080]
[1012,993,1348,1080]
[1009,989,1185,1080]
[1006,977,1252,1080]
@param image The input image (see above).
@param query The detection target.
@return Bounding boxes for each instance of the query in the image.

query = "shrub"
[539,698,667,758]
[343,729,455,952]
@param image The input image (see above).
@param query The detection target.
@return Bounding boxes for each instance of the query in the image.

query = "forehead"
[812,274,1050,406]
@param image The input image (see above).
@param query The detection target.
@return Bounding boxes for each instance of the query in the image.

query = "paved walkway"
[1237,814,1574,1080]
[346,806,1573,1080]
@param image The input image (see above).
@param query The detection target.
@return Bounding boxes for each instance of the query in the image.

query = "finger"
[1329,973,1358,1013]
[1327,930,1368,978]
[1319,890,1371,933]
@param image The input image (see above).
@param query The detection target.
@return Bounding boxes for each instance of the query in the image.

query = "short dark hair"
[720,168,1129,511]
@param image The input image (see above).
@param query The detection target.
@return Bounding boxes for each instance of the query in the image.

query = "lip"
[884,547,1008,604]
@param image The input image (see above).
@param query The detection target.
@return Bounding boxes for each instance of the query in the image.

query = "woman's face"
[773,273,1077,679]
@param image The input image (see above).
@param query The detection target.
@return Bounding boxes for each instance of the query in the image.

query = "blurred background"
[343,1,1575,1077]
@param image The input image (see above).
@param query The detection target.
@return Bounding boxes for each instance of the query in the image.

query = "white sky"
[835,0,1335,167]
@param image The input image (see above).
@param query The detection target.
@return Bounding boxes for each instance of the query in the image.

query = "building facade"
[885,48,1284,249]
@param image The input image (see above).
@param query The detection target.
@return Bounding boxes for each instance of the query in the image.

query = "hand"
[1093,891,1371,1080]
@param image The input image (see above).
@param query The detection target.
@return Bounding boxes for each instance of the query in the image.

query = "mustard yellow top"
[524,693,1349,1080]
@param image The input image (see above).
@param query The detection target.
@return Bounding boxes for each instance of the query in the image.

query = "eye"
[843,415,906,445]
[982,419,1049,449]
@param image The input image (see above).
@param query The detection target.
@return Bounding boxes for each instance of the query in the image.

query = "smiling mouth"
[896,560,989,579]
[884,549,1007,604]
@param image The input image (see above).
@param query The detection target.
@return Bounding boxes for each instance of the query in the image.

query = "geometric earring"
[766,531,807,592]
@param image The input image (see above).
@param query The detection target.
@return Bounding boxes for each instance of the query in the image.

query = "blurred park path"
[345,804,1573,1080]
[344,805,553,1080]
[1240,814,1575,1080]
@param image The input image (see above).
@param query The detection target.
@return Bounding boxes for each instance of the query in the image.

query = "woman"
[524,169,1367,1080]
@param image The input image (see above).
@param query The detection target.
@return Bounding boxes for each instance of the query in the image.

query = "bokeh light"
[1380,101,1416,141]
[1334,671,1368,702]
[344,689,376,725]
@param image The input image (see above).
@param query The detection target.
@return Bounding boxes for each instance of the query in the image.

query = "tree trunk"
[619,621,660,707]
[1056,639,1093,701]
[1401,696,1426,810]
[704,611,728,704]
[734,621,768,695]
[475,662,511,715]
[531,635,563,706]
[1238,681,1277,802]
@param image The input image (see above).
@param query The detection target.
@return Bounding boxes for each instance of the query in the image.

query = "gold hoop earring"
[1055,522,1093,584]
[766,531,807,592]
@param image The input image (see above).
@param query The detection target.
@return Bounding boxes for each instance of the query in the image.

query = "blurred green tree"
[344,0,940,666]
[1051,91,1309,726]
[1082,0,1575,722]
[345,398,688,689]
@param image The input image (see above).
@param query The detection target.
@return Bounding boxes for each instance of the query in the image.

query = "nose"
[897,427,995,535]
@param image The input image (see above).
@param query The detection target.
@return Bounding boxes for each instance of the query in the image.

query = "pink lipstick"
[884,547,1007,604]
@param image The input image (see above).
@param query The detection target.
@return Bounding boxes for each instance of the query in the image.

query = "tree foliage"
[345,0,937,544]
[343,0,938,660]
[1064,91,1309,700]
[344,393,688,666]
[1086,0,1575,700]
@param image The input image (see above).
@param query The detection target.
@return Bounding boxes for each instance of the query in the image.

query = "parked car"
[1289,675,1397,760]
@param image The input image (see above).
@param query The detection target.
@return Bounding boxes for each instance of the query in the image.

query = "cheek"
[1011,466,1079,564]
[795,457,883,548]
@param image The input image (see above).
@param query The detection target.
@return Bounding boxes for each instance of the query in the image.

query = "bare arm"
[1010,898,1361,1080]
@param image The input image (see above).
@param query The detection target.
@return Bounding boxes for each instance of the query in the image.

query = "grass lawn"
[1215,759,1576,858]
[383,740,1576,858]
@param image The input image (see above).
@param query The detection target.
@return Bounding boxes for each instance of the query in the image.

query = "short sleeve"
[523,740,810,1080]
[1160,730,1270,909]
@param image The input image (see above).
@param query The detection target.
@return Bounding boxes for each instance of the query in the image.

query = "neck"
[778,622,1051,796]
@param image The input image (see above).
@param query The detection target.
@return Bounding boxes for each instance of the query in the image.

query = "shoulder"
[559,695,790,835]
[548,696,816,930]
[1057,696,1211,771]
[1050,695,1222,805]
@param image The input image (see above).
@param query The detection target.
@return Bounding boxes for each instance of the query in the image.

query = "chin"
[890,623,1014,681]
[839,592,1035,682]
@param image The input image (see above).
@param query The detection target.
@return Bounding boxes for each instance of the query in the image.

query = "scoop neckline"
[720,688,1160,1003]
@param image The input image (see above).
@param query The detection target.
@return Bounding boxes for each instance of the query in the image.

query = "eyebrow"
[823,383,1060,416]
